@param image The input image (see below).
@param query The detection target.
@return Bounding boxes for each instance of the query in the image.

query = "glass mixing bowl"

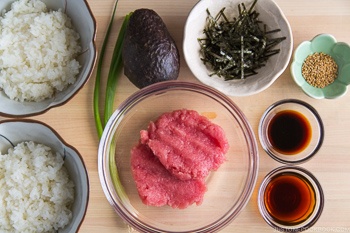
[98,81,259,232]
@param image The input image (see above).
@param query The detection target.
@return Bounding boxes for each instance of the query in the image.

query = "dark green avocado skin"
[122,9,180,89]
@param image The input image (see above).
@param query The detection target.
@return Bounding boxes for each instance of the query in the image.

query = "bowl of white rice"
[0,0,97,117]
[0,119,89,232]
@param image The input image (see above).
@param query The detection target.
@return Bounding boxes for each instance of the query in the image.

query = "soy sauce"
[268,110,312,155]
[264,172,316,225]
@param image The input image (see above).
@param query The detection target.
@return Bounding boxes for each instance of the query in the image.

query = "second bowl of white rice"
[0,119,89,233]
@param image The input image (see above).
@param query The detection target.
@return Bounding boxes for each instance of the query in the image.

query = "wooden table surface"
[2,0,350,232]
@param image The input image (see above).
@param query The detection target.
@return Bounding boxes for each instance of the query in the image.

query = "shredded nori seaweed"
[198,0,286,80]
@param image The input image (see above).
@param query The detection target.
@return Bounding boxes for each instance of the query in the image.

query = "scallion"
[106,14,132,202]
[93,1,132,138]
[93,1,132,201]
[104,13,132,126]
[93,0,119,139]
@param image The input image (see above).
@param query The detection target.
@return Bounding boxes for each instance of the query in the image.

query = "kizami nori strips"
[198,0,286,80]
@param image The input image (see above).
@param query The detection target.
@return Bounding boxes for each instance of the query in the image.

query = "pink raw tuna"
[131,143,207,209]
[140,109,229,180]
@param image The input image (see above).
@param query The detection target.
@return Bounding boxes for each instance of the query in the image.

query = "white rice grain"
[0,0,81,102]
[0,141,75,233]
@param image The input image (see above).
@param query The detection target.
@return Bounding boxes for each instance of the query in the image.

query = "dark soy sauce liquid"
[268,110,312,155]
[264,173,316,225]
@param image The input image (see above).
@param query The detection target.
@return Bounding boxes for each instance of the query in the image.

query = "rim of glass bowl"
[258,166,324,232]
[98,81,259,233]
[258,99,324,165]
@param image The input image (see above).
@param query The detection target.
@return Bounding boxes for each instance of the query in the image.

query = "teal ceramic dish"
[291,34,350,99]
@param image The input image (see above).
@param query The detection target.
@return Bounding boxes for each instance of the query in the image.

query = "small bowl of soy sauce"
[258,166,324,232]
[259,99,324,164]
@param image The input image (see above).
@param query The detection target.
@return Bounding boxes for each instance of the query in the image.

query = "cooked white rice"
[0,141,74,233]
[0,0,81,102]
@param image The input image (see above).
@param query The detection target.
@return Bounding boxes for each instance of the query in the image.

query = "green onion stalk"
[93,0,132,201]
[103,14,132,125]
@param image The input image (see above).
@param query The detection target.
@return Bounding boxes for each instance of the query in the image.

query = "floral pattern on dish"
[291,34,350,99]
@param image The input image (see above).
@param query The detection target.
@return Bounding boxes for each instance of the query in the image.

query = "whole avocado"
[122,9,180,89]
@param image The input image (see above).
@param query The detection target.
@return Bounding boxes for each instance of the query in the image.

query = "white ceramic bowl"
[183,0,293,96]
[0,119,89,232]
[0,0,97,117]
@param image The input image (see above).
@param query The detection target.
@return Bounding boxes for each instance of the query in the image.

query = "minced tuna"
[131,109,229,209]
[140,109,228,180]
[131,144,207,209]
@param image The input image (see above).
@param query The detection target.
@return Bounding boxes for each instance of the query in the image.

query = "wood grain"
[1,0,349,232]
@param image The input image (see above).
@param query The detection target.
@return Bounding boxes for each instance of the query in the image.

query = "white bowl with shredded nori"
[183,0,293,96]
